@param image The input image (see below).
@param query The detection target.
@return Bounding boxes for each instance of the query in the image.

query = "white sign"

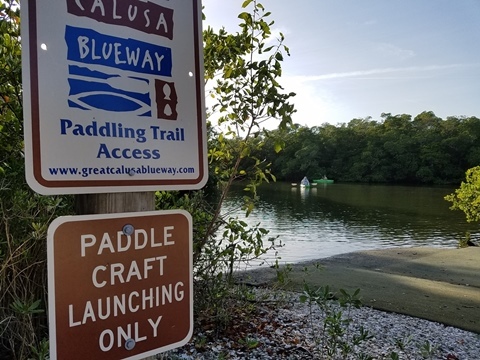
[22,0,207,194]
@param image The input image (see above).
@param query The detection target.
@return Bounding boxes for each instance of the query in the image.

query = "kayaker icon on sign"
[156,79,178,120]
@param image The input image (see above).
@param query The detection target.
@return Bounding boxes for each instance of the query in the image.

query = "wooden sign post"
[21,0,207,359]
[76,192,156,360]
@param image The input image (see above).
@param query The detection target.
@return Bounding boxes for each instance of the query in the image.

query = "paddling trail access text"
[59,119,186,160]
[52,119,197,178]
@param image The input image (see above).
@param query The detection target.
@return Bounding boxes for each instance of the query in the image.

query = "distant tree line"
[236,111,480,185]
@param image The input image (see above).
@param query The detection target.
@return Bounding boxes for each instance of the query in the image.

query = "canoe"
[313,179,334,184]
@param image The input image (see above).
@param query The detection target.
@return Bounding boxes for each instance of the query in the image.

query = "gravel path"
[164,289,480,360]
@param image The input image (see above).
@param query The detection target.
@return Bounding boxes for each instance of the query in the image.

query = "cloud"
[280,62,480,125]
[279,75,352,127]
[292,63,480,82]
[376,43,415,61]
[265,26,290,47]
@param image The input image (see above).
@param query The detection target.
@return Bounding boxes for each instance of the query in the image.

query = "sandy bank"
[235,247,480,333]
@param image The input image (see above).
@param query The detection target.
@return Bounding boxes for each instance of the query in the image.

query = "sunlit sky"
[203,0,480,127]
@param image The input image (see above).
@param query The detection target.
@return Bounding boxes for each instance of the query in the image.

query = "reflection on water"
[221,182,478,265]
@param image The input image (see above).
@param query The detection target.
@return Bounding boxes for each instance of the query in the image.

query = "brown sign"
[47,211,192,360]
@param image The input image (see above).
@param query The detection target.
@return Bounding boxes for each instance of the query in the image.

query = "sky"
[203,0,480,127]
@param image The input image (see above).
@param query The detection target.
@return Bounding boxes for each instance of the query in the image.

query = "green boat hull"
[313,179,334,184]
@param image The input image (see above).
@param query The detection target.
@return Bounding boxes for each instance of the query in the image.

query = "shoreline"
[235,246,480,334]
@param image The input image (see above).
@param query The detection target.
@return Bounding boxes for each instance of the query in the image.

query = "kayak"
[292,183,317,187]
[313,179,334,184]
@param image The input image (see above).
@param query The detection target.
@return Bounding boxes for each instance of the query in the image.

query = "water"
[221,182,479,265]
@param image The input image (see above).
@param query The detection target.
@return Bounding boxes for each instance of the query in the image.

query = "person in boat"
[300,176,310,186]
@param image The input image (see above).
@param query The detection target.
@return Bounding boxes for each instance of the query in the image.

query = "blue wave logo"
[67,66,151,116]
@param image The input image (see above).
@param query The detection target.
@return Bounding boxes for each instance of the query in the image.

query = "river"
[221,182,478,265]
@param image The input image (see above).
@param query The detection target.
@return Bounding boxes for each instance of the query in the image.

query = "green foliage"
[419,339,438,359]
[299,283,372,358]
[297,282,446,359]
[394,334,413,351]
[273,260,292,286]
[238,335,260,349]
[445,166,480,223]
[28,338,49,360]
[1,0,22,177]
[457,232,472,248]
[0,176,73,359]
[203,0,295,217]
[156,189,280,332]
[10,299,44,316]
[389,334,442,359]
[5,1,465,359]
[0,0,295,355]
[0,2,75,358]
[390,352,400,360]
[159,0,293,333]
[251,112,480,184]
[204,0,295,209]
[358,354,375,360]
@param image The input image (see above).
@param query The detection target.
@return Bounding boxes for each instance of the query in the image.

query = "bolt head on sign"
[21,0,207,195]
[47,210,193,360]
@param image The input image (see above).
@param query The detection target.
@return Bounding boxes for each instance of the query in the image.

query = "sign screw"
[122,224,134,236]
[125,339,136,351]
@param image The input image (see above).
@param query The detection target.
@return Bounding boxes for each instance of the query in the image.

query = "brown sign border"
[47,210,193,360]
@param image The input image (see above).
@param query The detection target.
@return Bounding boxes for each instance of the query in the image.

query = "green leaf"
[238,11,251,21]
[274,140,283,153]
[241,0,254,8]
[245,202,254,217]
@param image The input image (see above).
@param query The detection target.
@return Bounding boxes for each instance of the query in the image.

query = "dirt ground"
[235,247,480,334]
